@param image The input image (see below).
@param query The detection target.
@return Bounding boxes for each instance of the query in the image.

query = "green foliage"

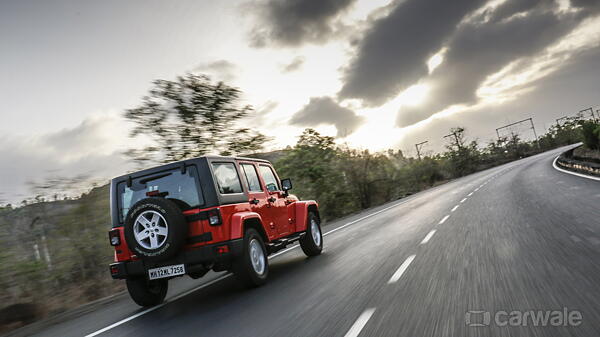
[581,120,600,150]
[538,117,584,149]
[275,129,358,219]
[275,130,438,219]
[442,128,482,178]
[124,73,267,164]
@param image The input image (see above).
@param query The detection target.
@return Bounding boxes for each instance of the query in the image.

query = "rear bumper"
[110,239,243,279]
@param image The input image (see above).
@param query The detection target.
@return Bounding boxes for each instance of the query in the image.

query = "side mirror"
[281,178,292,192]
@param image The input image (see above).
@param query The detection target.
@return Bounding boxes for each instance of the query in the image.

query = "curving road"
[25,146,600,337]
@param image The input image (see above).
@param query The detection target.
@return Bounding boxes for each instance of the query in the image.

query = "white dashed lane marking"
[460,198,467,203]
[420,230,436,244]
[451,205,459,212]
[388,255,417,284]
[439,215,450,224]
[344,308,376,337]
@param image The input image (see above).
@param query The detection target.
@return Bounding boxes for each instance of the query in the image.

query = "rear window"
[117,166,203,222]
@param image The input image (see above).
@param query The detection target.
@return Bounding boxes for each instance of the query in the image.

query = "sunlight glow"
[398,84,429,107]
[427,48,446,73]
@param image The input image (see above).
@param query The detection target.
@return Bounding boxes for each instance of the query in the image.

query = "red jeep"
[108,156,322,306]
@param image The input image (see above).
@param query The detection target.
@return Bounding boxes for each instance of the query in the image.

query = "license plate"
[148,264,185,280]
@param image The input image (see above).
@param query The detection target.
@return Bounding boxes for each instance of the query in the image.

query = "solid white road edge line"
[84,274,231,337]
[439,215,450,224]
[420,230,436,244]
[552,156,600,181]
[388,255,416,284]
[451,205,459,212]
[86,198,413,336]
[344,308,376,337]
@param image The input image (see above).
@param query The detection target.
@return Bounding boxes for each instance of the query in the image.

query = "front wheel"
[233,228,269,287]
[300,212,323,257]
[126,278,168,307]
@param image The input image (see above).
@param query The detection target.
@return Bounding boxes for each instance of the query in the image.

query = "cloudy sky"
[1,0,600,203]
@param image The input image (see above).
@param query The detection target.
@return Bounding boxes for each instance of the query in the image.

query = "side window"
[212,163,243,194]
[259,165,280,192]
[241,164,263,192]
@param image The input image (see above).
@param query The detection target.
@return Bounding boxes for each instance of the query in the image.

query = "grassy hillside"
[0,184,121,331]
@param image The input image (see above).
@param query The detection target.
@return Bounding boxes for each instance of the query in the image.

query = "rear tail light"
[208,208,222,226]
[110,264,119,275]
[108,229,121,246]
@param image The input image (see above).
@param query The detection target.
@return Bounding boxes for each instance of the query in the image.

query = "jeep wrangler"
[108,156,322,307]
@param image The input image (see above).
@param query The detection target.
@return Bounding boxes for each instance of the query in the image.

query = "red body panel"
[229,211,262,239]
[113,227,134,262]
[291,200,319,232]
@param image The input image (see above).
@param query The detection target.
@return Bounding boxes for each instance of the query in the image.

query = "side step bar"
[266,232,306,255]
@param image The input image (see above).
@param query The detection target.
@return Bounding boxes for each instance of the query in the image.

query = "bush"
[581,121,600,150]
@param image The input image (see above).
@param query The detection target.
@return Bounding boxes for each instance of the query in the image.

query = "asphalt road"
[27,146,600,337]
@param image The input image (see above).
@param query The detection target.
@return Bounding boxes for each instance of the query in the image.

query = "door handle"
[250,198,259,205]
[268,196,276,203]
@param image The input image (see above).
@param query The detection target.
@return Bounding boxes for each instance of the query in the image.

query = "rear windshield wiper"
[139,172,172,184]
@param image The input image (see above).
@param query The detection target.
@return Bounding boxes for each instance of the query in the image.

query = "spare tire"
[123,197,187,262]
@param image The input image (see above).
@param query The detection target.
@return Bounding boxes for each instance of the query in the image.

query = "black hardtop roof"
[111,155,271,183]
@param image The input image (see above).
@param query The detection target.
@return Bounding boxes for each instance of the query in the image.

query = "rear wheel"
[233,228,269,287]
[126,278,168,307]
[300,212,323,257]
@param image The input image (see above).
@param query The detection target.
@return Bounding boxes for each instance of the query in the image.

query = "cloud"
[194,60,238,82]
[0,113,135,203]
[395,1,599,126]
[281,56,305,73]
[395,44,600,154]
[290,97,365,137]
[247,0,357,47]
[338,0,483,106]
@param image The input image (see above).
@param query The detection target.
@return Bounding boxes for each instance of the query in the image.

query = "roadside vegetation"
[0,73,598,332]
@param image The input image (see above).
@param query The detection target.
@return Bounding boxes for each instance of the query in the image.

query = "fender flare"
[294,200,319,232]
[230,212,263,240]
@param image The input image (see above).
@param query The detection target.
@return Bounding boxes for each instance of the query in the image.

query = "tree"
[581,120,600,150]
[443,127,481,177]
[125,73,268,164]
[275,129,358,219]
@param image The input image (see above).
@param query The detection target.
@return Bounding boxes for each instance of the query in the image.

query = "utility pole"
[530,118,540,150]
[443,131,462,151]
[414,141,428,160]
[579,107,595,121]
[556,116,569,127]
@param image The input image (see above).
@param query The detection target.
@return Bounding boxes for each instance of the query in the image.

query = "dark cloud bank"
[248,0,357,47]
[250,0,600,134]
[338,0,600,127]
[290,97,364,137]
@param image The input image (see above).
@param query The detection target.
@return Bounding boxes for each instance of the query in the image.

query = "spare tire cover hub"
[133,210,169,249]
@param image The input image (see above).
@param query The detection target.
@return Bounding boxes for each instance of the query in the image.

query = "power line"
[495,117,540,150]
